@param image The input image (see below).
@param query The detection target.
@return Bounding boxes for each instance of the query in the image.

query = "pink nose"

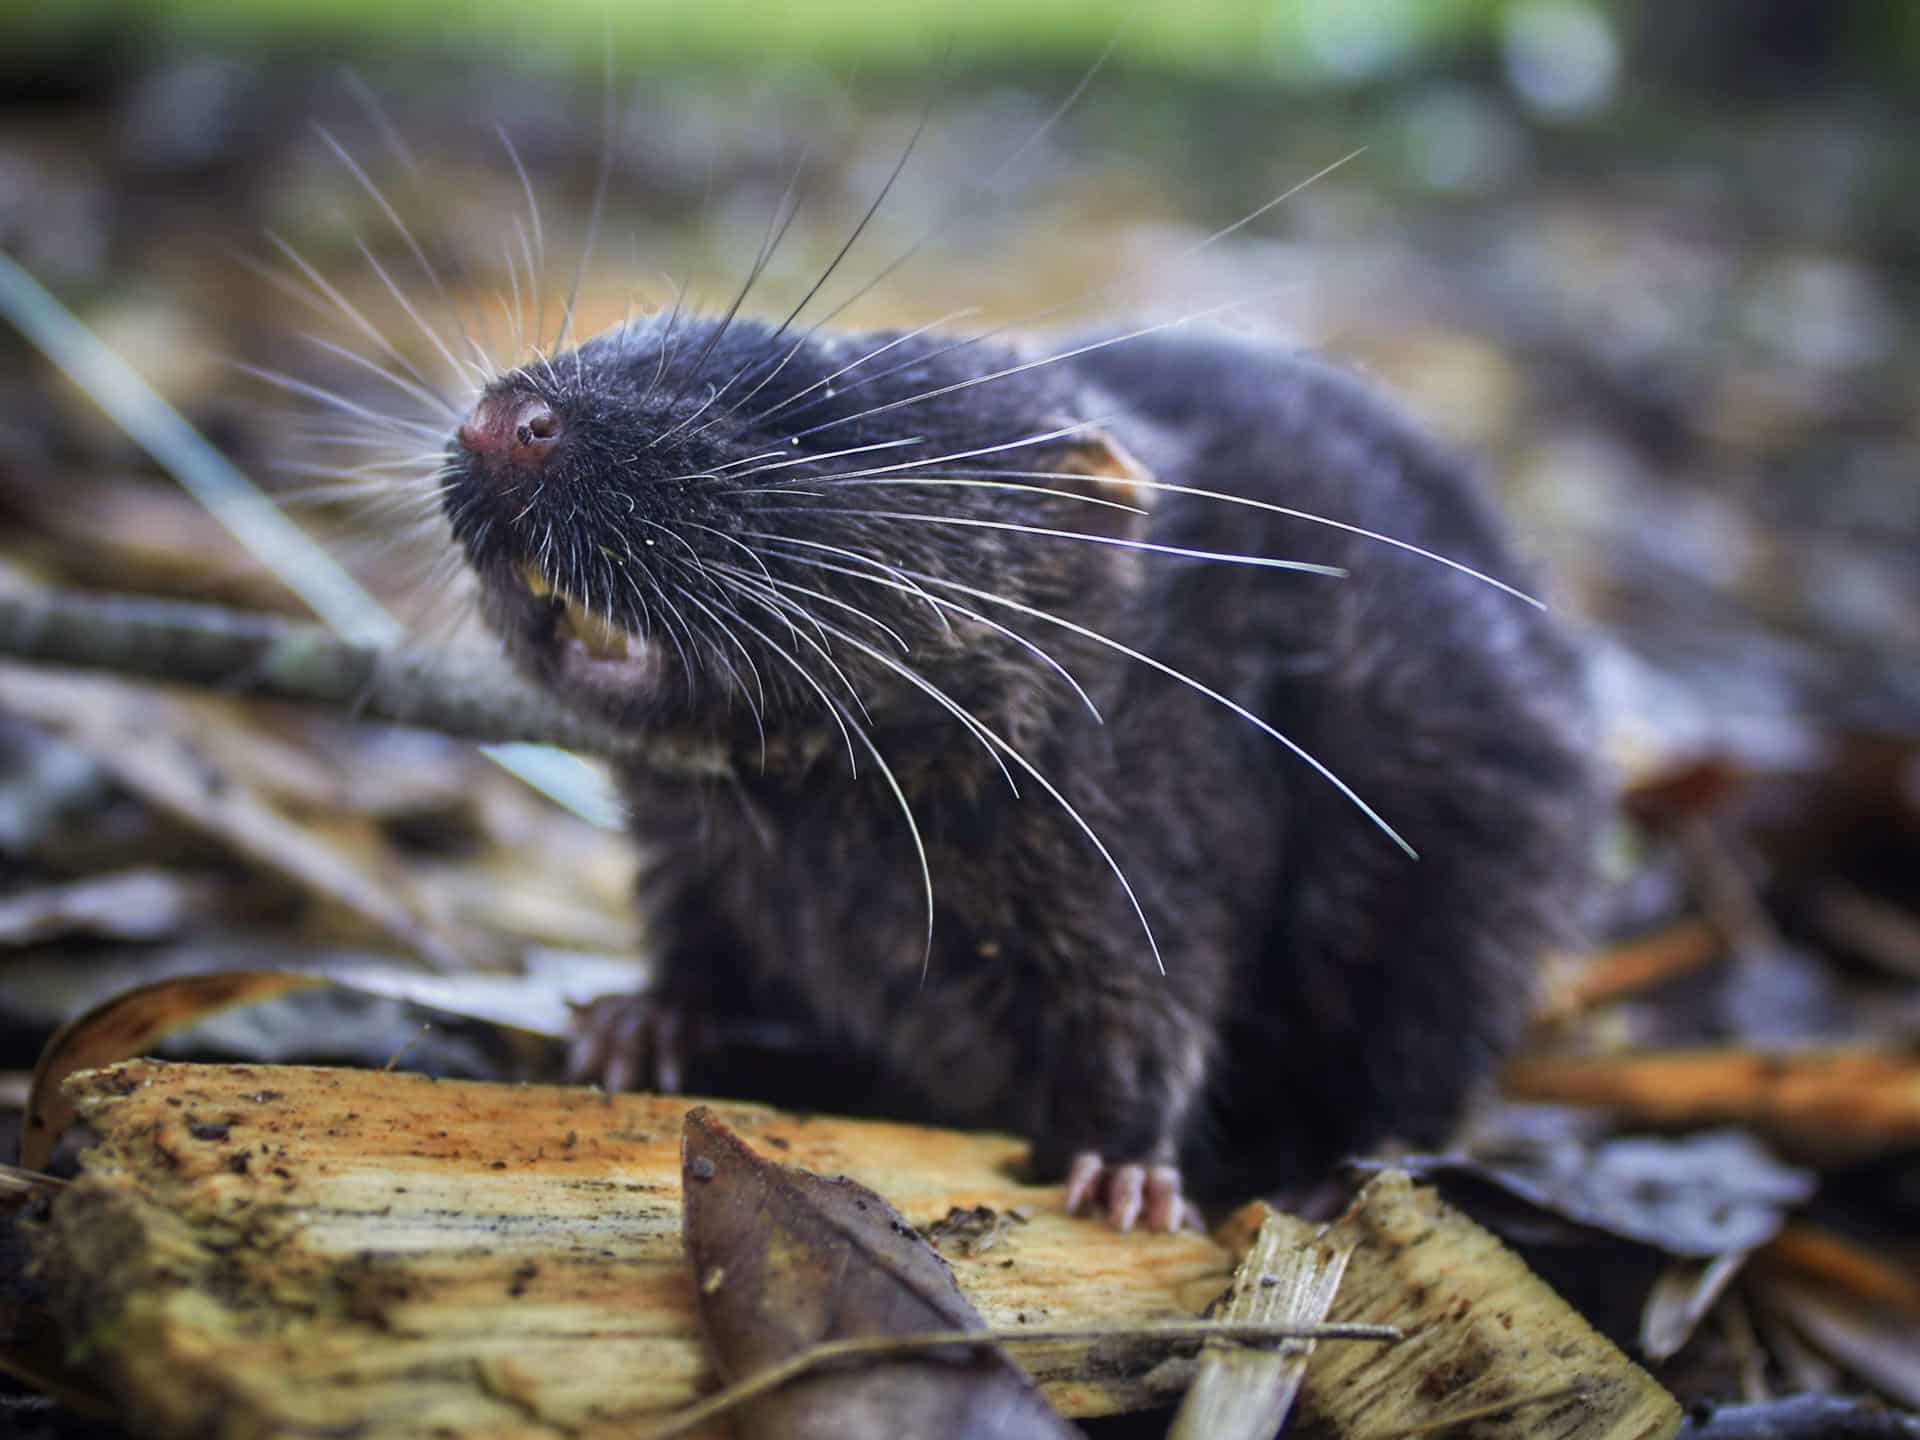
[456,394,562,474]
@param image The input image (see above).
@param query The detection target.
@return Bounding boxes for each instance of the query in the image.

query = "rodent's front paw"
[1062,1151,1200,1234]
[566,994,687,1094]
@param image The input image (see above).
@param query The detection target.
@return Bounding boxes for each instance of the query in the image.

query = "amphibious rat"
[443,314,1600,1232]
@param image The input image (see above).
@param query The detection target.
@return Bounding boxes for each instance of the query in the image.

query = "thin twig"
[635,1320,1402,1440]
[0,586,733,780]
[0,1163,68,1203]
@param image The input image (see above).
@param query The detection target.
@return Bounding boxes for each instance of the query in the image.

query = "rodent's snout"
[456,392,563,476]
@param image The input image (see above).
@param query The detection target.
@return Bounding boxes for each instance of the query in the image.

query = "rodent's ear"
[1048,428,1156,541]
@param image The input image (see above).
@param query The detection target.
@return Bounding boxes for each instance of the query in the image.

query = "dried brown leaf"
[680,1106,1077,1440]
[18,970,326,1169]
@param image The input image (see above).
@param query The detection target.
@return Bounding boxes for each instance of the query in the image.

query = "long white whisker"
[668,145,814,408]
[712,560,910,654]
[820,471,1546,609]
[750,538,1102,722]
[773,151,1363,428]
[557,45,616,355]
[497,127,544,337]
[743,477,1146,517]
[314,126,495,386]
[654,567,769,752]
[736,530,952,636]
[617,566,698,706]
[698,582,939,975]
[752,507,1350,577]
[640,271,692,409]
[296,332,457,421]
[645,384,721,451]
[313,125,450,305]
[900,567,1416,859]
[729,573,1017,798]
[724,434,927,479]
[235,363,445,440]
[752,416,1107,488]
[351,236,487,395]
[748,308,983,428]
[263,232,444,404]
[786,296,1272,443]
[736,577,1170,978]
[744,30,1120,376]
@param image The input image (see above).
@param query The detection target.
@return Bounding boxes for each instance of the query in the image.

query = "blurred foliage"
[7,0,1505,78]
[1,0,1914,90]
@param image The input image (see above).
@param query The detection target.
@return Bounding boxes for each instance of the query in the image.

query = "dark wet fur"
[442,314,1602,1203]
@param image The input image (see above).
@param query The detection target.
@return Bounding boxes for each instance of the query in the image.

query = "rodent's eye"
[519,408,557,443]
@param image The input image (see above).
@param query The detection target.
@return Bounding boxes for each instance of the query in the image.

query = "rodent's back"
[1075,331,1598,1186]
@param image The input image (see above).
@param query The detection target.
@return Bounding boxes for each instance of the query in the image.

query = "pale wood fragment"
[1171,1203,1350,1440]
[1252,1172,1681,1440]
[33,1060,1235,1439]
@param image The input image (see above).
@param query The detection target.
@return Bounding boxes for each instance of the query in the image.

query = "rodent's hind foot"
[1062,1151,1200,1234]
[566,993,686,1094]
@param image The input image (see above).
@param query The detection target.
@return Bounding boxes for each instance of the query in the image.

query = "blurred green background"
[3,0,1919,758]
[6,0,1920,80]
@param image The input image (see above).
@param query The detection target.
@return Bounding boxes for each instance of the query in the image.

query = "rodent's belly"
[625,712,1282,1139]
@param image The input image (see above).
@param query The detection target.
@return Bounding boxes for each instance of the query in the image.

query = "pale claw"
[566,995,686,1093]
[1063,1150,1198,1233]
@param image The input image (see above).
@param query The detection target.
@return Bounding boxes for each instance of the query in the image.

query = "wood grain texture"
[33,1060,1235,1439]
[1245,1172,1681,1440]
[1171,1204,1349,1440]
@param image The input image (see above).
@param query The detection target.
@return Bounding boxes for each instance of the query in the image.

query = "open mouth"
[518,562,637,662]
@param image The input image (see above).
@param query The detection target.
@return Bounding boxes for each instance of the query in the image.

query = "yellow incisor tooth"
[519,562,555,600]
[562,596,631,661]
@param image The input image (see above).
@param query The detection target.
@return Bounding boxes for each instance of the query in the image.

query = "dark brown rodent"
[442,310,1601,1231]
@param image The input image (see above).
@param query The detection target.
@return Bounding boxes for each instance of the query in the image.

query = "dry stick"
[633,1320,1403,1440]
[0,586,732,780]
[0,1164,67,1203]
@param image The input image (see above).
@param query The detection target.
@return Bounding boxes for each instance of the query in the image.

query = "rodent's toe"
[565,993,687,1094]
[1062,1151,1194,1234]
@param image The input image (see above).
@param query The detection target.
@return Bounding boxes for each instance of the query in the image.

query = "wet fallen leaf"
[679,1106,1077,1440]
[1679,1395,1920,1440]
[1369,1129,1815,1257]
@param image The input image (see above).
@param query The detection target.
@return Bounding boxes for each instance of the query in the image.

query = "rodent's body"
[445,315,1599,1226]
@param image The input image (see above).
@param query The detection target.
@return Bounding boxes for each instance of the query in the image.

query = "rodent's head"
[442,314,1152,752]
